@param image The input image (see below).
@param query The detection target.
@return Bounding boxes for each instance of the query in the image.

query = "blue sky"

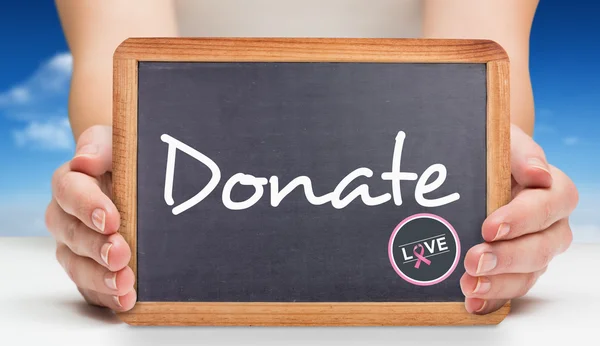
[0,1,73,235]
[0,1,598,240]
[528,1,600,242]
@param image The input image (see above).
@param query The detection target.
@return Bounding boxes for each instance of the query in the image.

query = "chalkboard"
[113,38,511,326]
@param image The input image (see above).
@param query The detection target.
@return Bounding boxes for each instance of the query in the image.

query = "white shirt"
[175,0,422,38]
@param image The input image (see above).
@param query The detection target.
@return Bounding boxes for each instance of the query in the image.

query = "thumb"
[510,123,553,188]
[70,125,113,176]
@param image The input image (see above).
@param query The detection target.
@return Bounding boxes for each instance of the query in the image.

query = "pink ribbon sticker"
[413,244,432,269]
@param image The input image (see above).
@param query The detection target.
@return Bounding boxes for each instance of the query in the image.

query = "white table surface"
[1,237,597,346]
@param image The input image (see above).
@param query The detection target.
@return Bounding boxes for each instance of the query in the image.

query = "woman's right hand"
[45,125,136,311]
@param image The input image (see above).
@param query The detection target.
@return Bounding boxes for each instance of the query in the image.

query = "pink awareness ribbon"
[413,244,432,269]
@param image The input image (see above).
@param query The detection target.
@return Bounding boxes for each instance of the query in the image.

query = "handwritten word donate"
[161,131,460,215]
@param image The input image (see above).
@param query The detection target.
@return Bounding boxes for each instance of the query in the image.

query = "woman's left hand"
[461,124,579,314]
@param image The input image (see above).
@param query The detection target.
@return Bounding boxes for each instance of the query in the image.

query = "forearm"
[423,0,539,136]
[56,0,179,140]
[67,64,112,139]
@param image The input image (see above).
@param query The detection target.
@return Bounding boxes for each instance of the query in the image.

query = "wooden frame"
[113,38,511,326]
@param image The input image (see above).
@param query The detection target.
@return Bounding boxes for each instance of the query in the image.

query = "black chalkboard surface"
[113,38,511,326]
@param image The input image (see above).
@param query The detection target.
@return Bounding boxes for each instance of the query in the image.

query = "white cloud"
[37,53,73,93]
[0,87,31,105]
[46,53,73,74]
[563,137,579,146]
[0,52,72,108]
[13,117,74,150]
[0,52,74,151]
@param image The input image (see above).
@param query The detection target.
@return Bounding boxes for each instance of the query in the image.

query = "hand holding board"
[112,38,511,326]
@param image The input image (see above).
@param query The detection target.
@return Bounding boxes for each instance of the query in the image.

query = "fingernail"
[527,157,550,173]
[100,243,112,267]
[476,253,497,274]
[76,144,98,157]
[473,277,491,294]
[476,300,488,313]
[92,209,105,233]
[104,272,118,290]
[113,295,122,308]
[494,223,511,241]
